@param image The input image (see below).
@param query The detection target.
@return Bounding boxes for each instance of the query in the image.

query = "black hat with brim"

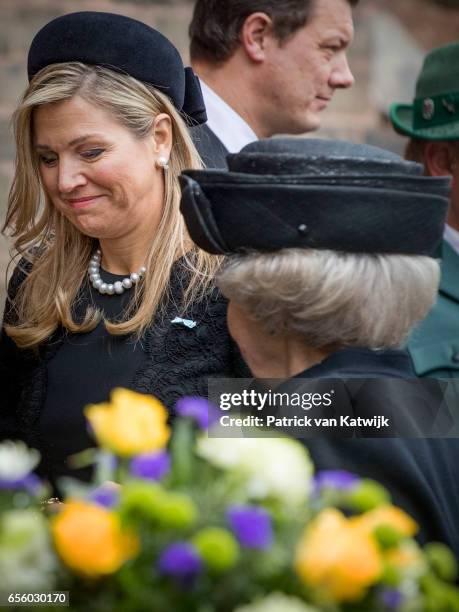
[180,138,450,256]
[27,11,207,125]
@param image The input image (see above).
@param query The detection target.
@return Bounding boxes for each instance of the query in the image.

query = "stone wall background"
[0,0,458,310]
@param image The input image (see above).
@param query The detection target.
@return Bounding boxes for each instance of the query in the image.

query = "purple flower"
[380,588,404,610]
[23,473,42,494]
[90,484,120,508]
[158,542,202,583]
[227,505,273,549]
[313,470,359,494]
[130,451,170,481]
[0,473,41,493]
[175,397,219,430]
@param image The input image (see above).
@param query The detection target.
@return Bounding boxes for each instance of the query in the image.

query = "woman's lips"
[66,195,104,209]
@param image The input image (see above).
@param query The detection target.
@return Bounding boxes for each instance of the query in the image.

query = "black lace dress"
[0,258,244,483]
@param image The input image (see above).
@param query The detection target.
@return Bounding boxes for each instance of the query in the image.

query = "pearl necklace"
[88,249,146,295]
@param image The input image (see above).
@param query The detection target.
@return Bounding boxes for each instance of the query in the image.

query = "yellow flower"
[51,500,138,578]
[85,388,170,457]
[351,505,418,538]
[294,508,382,602]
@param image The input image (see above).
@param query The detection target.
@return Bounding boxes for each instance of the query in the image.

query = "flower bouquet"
[1,388,459,612]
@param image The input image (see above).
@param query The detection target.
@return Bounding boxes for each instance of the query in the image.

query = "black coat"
[281,348,459,559]
[0,259,247,485]
[190,123,229,169]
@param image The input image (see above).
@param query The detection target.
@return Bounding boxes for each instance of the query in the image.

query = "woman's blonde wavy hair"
[3,62,220,349]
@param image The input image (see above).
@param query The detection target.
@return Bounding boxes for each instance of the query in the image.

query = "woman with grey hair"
[181,137,445,380]
[219,248,437,380]
[180,137,459,558]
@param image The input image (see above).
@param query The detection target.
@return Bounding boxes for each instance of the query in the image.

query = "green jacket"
[409,241,459,378]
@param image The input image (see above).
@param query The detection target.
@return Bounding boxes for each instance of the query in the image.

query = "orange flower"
[294,508,382,602]
[51,500,138,578]
[351,505,418,538]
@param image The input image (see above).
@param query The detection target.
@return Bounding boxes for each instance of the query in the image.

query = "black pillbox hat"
[27,11,206,125]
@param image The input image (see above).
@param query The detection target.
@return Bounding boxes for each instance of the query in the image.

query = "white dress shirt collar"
[444,224,459,256]
[200,80,258,153]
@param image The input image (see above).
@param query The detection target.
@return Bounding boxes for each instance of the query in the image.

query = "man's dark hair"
[189,0,359,64]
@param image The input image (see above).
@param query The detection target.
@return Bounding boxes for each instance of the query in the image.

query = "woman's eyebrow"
[35,134,107,150]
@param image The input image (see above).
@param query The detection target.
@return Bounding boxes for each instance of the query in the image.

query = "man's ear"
[424,141,455,177]
[151,113,173,158]
[240,12,274,63]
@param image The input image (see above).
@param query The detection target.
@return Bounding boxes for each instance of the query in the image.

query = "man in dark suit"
[189,0,358,167]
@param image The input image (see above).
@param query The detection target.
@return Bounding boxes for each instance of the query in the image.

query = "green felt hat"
[390,41,459,140]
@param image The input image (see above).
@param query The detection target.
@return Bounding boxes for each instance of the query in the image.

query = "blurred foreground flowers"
[1,390,458,611]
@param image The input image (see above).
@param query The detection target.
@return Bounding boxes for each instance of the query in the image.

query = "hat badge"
[442,98,456,114]
[422,98,435,121]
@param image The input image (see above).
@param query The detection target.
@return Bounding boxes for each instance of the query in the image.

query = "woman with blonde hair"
[0,12,241,483]
[180,137,459,557]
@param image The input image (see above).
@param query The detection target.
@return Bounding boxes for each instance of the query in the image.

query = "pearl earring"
[156,156,169,171]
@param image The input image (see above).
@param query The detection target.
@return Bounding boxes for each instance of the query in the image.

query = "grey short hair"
[217,249,440,349]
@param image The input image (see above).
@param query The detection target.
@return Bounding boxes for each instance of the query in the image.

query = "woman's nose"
[57,159,87,194]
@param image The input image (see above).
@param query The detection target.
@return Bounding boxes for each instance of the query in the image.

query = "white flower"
[234,592,319,612]
[197,435,312,506]
[0,440,40,481]
[0,509,57,590]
